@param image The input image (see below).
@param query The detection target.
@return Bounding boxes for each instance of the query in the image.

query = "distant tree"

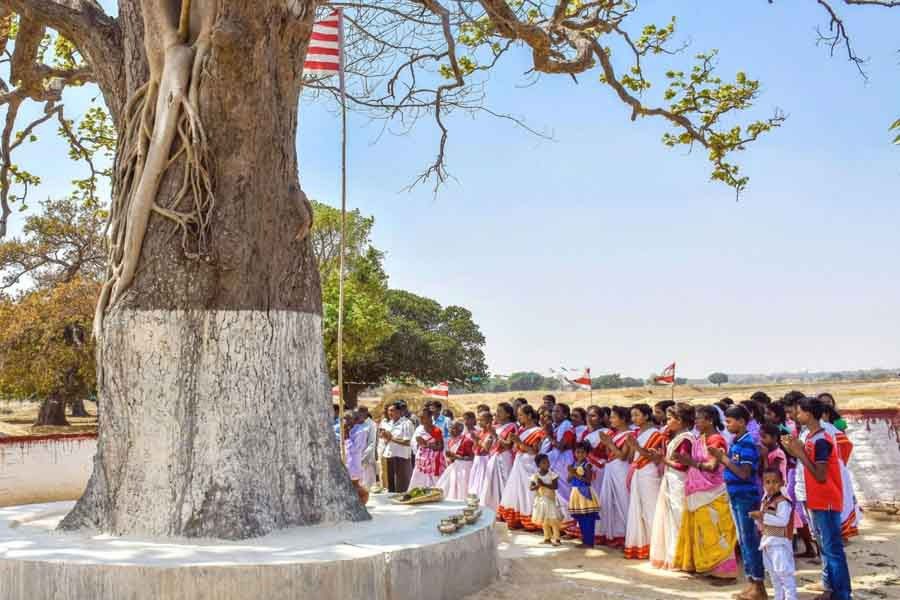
[321,247,394,406]
[490,381,509,393]
[0,197,105,419]
[508,372,545,391]
[592,373,623,390]
[0,278,97,425]
[591,373,644,389]
[543,377,561,391]
[309,201,376,276]
[708,372,729,386]
[340,289,488,407]
[312,203,487,408]
[0,197,106,293]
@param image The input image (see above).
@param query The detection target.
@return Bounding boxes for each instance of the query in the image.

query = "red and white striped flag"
[423,381,450,399]
[655,363,676,385]
[571,368,592,390]
[559,367,591,390]
[304,10,342,78]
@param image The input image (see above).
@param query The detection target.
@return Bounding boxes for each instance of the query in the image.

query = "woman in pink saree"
[671,405,738,580]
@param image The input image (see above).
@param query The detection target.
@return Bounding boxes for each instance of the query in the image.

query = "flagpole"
[336,8,348,461]
[671,364,676,403]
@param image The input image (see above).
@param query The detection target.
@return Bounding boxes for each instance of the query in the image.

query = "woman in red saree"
[408,408,446,490]
[468,411,493,499]
[436,420,475,500]
[624,403,666,559]
[479,402,517,511]
[596,406,635,548]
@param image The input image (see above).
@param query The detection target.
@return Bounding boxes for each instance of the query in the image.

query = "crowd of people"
[337,391,860,600]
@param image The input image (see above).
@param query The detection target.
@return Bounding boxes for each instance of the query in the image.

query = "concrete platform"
[0,495,497,600]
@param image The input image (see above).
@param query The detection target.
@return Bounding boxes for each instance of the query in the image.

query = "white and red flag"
[655,363,676,385]
[303,10,342,78]
[423,381,450,399]
[571,368,592,390]
[558,367,591,390]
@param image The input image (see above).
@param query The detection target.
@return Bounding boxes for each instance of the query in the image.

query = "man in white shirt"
[379,402,414,492]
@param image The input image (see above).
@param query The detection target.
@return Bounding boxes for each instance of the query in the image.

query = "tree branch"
[842,0,900,5]
[813,0,868,79]
[3,0,125,118]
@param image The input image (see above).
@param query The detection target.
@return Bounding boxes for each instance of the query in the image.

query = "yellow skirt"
[569,485,601,515]
[674,491,738,577]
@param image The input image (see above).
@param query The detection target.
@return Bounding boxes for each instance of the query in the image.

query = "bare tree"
[0,0,892,541]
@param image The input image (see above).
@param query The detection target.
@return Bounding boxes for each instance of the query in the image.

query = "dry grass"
[366,379,900,414]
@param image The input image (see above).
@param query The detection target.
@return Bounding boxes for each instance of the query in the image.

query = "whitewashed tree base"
[63,309,368,538]
[0,496,497,600]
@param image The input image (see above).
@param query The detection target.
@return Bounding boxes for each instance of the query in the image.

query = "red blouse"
[450,435,475,459]
[670,438,693,472]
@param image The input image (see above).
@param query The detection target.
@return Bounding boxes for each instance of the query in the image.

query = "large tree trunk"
[35,394,69,427]
[60,0,368,539]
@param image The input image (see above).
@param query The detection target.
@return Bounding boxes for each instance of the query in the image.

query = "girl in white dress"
[530,453,563,545]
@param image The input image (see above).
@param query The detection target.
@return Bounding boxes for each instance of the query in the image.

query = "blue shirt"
[724,432,760,495]
[433,414,451,440]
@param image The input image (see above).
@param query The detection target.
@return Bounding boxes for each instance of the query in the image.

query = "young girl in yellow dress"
[530,453,563,545]
[568,442,601,548]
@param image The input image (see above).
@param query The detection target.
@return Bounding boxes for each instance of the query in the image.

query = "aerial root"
[94,42,215,338]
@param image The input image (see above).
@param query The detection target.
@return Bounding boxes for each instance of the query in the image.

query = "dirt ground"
[467,517,900,600]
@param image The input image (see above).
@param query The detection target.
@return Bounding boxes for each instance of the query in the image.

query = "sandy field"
[446,379,900,414]
[468,518,900,600]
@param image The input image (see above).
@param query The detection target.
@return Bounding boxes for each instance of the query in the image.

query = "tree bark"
[60,0,368,539]
[35,394,69,427]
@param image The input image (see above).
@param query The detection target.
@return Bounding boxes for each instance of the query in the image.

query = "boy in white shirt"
[750,468,797,600]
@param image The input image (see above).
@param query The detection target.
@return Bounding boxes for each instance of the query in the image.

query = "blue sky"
[9,3,900,379]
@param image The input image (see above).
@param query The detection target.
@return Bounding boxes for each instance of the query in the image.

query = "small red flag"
[655,363,676,385]
[423,381,450,399]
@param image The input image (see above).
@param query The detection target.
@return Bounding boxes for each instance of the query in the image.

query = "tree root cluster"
[94,0,215,337]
